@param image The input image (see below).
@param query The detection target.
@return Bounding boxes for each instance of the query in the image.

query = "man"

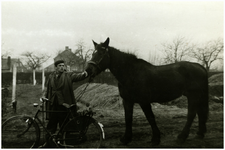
[41,60,91,147]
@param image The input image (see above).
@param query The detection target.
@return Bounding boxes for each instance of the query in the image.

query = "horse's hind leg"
[120,99,134,145]
[139,103,160,146]
[177,93,198,143]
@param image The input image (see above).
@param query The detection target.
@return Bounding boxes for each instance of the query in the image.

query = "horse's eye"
[99,49,106,55]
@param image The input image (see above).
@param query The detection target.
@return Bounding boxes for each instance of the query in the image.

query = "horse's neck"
[108,48,134,82]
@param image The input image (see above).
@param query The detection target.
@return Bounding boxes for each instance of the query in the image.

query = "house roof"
[54,48,82,64]
[1,59,9,70]
[1,58,22,70]
[45,63,55,70]
[44,46,84,72]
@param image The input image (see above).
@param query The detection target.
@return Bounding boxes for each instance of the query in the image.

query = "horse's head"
[86,37,111,77]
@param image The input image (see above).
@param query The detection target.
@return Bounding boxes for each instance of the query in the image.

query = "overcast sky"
[1,1,224,67]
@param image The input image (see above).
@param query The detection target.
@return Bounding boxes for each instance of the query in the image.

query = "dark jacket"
[44,71,87,105]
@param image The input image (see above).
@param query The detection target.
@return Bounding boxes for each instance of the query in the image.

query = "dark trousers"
[46,99,68,135]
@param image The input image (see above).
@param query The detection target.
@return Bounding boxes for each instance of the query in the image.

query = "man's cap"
[54,60,65,67]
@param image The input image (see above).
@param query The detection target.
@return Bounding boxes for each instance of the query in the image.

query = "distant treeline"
[1,71,223,88]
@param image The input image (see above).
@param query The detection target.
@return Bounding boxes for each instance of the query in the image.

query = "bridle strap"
[88,50,110,71]
[87,60,102,70]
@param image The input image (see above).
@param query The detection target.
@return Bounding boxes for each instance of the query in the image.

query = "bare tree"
[190,38,223,72]
[161,36,195,64]
[22,51,50,85]
[74,40,94,71]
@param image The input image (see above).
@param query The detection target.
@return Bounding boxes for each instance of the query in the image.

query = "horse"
[86,37,209,146]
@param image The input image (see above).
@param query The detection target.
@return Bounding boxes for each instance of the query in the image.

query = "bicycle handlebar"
[39,98,77,110]
[36,98,96,119]
[39,98,93,115]
[40,97,49,102]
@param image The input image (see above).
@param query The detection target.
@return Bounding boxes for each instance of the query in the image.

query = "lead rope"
[75,76,93,102]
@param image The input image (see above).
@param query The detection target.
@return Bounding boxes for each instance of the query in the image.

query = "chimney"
[7,56,11,69]
[65,46,71,52]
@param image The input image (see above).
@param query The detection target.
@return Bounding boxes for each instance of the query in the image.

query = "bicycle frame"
[33,106,75,136]
[2,98,104,148]
[33,99,101,147]
[32,102,77,147]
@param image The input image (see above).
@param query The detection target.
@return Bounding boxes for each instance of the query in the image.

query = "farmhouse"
[1,56,27,72]
[45,46,83,72]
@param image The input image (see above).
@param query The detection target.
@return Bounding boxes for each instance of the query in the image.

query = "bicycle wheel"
[61,116,104,148]
[2,115,40,148]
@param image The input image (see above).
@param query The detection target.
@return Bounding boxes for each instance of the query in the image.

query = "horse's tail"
[197,70,209,135]
[201,74,209,120]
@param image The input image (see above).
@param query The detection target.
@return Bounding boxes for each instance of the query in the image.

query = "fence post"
[33,69,36,85]
[42,68,45,92]
[12,63,17,113]
[42,68,46,139]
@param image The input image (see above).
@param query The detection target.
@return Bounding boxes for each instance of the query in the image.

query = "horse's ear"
[103,37,110,47]
[92,40,97,47]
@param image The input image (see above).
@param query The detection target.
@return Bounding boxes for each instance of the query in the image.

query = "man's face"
[56,63,65,73]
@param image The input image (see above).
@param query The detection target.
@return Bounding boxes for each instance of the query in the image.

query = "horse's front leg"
[139,102,161,146]
[120,99,134,145]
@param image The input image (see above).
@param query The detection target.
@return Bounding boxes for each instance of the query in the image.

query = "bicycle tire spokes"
[61,116,103,148]
[2,116,40,148]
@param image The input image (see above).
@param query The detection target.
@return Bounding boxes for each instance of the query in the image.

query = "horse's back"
[118,59,208,102]
[175,61,208,91]
[177,61,207,78]
[134,61,207,102]
[154,61,207,81]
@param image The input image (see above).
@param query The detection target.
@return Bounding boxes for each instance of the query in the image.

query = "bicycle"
[2,98,105,148]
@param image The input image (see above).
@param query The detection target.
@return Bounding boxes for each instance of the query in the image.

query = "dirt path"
[94,104,223,148]
[2,84,223,148]
[75,81,223,148]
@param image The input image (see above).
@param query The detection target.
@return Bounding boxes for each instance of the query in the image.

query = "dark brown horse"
[86,37,209,146]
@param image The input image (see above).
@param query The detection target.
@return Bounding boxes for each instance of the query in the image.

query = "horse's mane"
[108,46,155,66]
[108,46,138,61]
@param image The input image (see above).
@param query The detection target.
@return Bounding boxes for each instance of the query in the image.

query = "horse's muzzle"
[86,61,101,77]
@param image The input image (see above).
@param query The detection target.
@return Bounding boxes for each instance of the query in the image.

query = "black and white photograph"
[2,0,223,148]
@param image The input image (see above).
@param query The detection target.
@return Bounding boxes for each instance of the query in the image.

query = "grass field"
[2,82,223,148]
[2,84,43,121]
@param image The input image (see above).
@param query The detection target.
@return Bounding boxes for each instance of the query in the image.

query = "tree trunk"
[205,64,210,72]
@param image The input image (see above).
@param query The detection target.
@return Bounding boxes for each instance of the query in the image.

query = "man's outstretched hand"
[85,68,93,77]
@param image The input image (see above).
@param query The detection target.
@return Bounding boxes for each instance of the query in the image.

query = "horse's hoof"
[120,136,132,145]
[176,138,186,145]
[150,139,160,147]
[177,133,188,144]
